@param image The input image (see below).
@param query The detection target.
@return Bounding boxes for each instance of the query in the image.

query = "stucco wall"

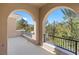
[7,15,22,38]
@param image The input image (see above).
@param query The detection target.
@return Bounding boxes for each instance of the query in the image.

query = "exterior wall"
[8,15,22,38]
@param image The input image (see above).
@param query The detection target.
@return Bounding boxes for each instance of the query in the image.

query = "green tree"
[60,8,78,39]
[16,18,34,33]
[16,18,27,30]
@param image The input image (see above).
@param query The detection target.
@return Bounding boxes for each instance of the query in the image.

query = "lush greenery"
[45,8,79,40]
[16,18,34,32]
[45,8,79,52]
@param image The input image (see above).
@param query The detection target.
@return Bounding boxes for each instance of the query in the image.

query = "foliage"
[16,18,34,33]
[45,8,79,41]
[45,8,79,52]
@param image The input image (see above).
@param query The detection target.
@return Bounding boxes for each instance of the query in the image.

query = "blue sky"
[47,8,64,24]
[15,11,34,25]
[15,8,64,25]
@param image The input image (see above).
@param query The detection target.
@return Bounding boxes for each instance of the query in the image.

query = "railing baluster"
[69,40,70,51]
[72,41,74,52]
[71,41,73,52]
[66,40,70,52]
[59,39,60,46]
[70,41,72,51]
[64,40,66,48]
[75,41,77,55]
[64,39,66,48]
[44,35,78,55]
[74,41,75,53]
[62,39,64,48]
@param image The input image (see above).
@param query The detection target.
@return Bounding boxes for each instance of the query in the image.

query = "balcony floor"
[7,36,52,55]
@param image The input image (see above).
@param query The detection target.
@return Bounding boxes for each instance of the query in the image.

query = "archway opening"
[7,10,36,40]
[7,9,36,54]
[43,7,79,54]
[15,11,35,38]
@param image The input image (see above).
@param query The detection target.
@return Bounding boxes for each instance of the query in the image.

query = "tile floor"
[7,36,52,55]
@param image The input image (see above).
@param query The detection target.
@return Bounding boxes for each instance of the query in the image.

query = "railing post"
[44,34,45,42]
[75,41,77,55]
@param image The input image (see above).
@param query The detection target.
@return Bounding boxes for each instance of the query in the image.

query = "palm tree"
[60,8,77,39]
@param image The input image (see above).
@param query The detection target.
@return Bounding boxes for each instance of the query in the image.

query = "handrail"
[48,35,79,42]
[43,34,79,55]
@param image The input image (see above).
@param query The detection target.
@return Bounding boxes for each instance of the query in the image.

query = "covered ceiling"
[27,3,47,8]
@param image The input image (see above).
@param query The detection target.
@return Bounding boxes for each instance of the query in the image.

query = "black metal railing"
[21,31,33,38]
[43,34,79,55]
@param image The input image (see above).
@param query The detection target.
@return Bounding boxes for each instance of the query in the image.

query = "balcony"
[7,31,79,55]
[7,36,53,55]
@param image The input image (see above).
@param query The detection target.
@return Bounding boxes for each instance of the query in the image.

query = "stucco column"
[35,19,40,45]
[0,6,7,54]
[38,9,43,45]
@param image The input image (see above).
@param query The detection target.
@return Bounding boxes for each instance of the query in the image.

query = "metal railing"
[44,34,79,55]
[21,31,34,38]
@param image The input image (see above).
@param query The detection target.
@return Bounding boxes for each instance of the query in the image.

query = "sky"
[47,8,64,24]
[15,11,34,25]
[15,8,64,25]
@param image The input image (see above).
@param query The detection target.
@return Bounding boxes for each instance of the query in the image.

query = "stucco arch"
[7,9,37,41]
[42,6,77,42]
[8,9,36,22]
[43,6,77,24]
